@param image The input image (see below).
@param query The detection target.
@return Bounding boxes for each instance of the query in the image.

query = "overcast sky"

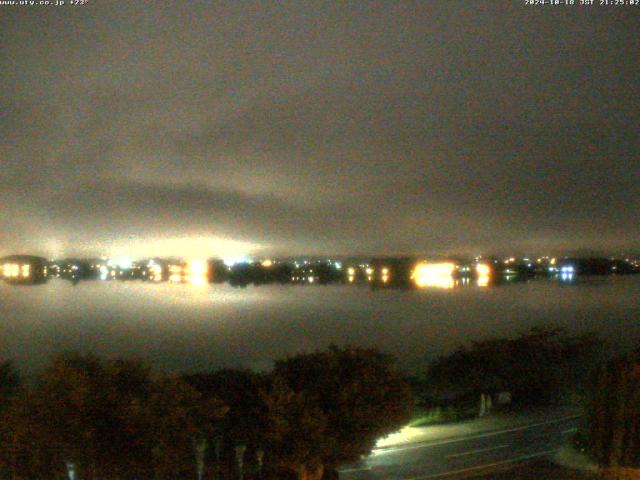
[1,1,638,259]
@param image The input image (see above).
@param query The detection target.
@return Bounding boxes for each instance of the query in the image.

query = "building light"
[476,263,491,276]
[99,265,109,281]
[188,260,208,286]
[411,262,455,289]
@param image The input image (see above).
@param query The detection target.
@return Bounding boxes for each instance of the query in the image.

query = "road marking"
[445,444,510,459]
[372,415,581,455]
[340,466,371,473]
[407,449,557,480]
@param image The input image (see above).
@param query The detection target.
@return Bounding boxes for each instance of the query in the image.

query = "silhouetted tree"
[265,346,414,480]
[0,353,227,479]
[143,376,228,479]
[0,360,19,411]
[587,349,640,472]
[185,369,269,477]
[425,327,602,407]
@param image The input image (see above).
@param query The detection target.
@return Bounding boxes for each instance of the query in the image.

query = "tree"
[424,327,602,407]
[587,349,640,474]
[264,346,414,480]
[143,376,228,479]
[0,353,227,479]
[0,361,19,411]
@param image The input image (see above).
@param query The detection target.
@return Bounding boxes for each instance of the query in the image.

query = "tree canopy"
[425,327,603,406]
[587,347,640,470]
[0,353,227,479]
[0,347,412,480]
[265,346,414,479]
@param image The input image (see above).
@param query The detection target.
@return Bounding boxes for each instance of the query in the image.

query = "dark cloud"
[1,1,638,258]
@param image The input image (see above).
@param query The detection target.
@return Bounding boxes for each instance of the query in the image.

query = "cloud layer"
[1,1,638,258]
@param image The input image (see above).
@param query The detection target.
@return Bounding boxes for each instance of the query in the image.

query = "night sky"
[1,1,638,260]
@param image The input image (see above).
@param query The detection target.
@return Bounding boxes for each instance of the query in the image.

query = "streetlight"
[65,462,76,480]
[194,438,207,480]
[256,449,264,478]
[235,444,246,480]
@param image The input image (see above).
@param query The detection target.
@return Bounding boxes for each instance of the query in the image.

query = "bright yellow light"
[168,264,185,283]
[550,258,557,265]
[347,267,356,276]
[381,267,389,275]
[475,263,491,287]
[21,264,30,278]
[348,275,355,283]
[411,262,455,289]
[189,260,207,275]
[382,274,389,284]
[150,264,163,282]
[7,264,20,278]
[365,267,374,275]
[476,263,491,276]
[261,259,273,267]
[188,260,208,286]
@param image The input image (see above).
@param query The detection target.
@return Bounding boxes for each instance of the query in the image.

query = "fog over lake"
[2,277,639,376]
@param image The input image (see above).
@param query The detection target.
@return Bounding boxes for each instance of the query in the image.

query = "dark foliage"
[587,347,640,469]
[0,353,227,479]
[266,346,414,478]
[425,327,603,406]
[0,361,19,410]
[0,346,412,480]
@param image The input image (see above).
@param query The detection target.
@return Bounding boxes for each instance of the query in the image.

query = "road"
[339,410,581,479]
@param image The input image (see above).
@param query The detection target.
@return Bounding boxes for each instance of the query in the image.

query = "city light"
[188,260,208,286]
[223,256,252,267]
[261,259,273,267]
[109,257,133,269]
[476,263,491,276]
[3,264,20,278]
[168,264,185,283]
[411,262,455,289]
[476,263,491,287]
[99,265,109,281]
[149,263,162,282]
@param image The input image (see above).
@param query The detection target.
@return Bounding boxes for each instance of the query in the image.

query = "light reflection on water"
[1,277,639,376]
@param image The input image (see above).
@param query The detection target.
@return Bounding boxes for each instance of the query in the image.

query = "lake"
[1,277,639,376]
